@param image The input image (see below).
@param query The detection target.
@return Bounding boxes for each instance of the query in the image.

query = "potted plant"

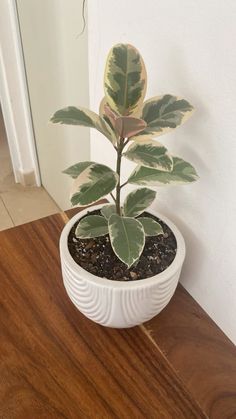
[51,44,198,328]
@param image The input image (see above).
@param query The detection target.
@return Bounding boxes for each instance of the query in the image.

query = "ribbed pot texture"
[60,204,186,328]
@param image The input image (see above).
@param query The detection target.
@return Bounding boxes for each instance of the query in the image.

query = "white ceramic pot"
[60,204,186,328]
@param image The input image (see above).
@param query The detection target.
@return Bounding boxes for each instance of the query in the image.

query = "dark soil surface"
[68,210,177,281]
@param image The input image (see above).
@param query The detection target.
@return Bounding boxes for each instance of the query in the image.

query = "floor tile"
[1,185,60,226]
[0,107,60,227]
[0,197,14,231]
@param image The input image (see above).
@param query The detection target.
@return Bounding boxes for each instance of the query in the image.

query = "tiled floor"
[0,108,60,231]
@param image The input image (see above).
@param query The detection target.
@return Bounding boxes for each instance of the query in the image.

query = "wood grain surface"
[145,286,236,419]
[65,204,236,418]
[0,212,206,418]
[0,206,234,418]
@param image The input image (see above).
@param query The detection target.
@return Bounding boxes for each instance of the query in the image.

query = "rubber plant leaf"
[128,157,198,186]
[70,162,118,206]
[138,217,163,236]
[101,99,147,138]
[63,161,92,179]
[51,106,117,145]
[103,103,117,127]
[104,43,147,116]
[108,214,145,268]
[99,98,118,141]
[76,215,108,238]
[124,139,173,171]
[114,116,147,138]
[123,188,156,217]
[131,95,194,141]
[101,204,117,220]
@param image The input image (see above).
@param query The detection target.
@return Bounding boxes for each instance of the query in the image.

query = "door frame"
[0,0,41,186]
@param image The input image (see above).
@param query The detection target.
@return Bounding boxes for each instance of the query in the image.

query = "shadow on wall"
[171,208,206,288]
[166,46,211,170]
[148,48,212,291]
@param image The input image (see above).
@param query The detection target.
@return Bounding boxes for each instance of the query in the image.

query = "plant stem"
[120,181,128,189]
[110,192,116,203]
[123,138,130,147]
[115,138,124,215]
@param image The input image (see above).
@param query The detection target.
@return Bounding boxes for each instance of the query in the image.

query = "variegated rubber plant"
[51,44,198,268]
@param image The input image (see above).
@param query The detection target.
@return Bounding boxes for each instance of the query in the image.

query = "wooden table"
[0,206,236,418]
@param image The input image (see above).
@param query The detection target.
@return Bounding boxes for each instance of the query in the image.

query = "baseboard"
[16,169,37,186]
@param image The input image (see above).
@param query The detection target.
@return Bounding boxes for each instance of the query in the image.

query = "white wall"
[17,0,90,209]
[0,0,40,186]
[88,0,236,343]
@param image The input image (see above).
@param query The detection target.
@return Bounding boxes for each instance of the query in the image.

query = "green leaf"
[101,204,117,220]
[51,106,96,127]
[132,95,194,140]
[104,44,147,116]
[128,157,198,186]
[124,139,173,171]
[138,217,163,236]
[70,162,118,206]
[75,215,108,238]
[51,106,117,145]
[63,161,92,178]
[123,188,156,217]
[108,214,145,267]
